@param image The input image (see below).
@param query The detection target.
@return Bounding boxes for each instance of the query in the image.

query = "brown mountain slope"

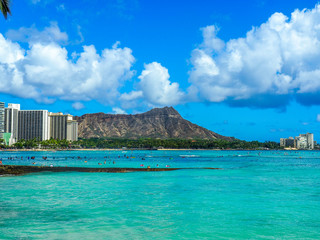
[74,107,235,140]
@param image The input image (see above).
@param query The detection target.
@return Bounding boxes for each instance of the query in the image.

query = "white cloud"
[6,22,68,45]
[200,25,225,52]
[0,24,135,105]
[72,102,85,110]
[10,4,320,112]
[112,107,127,114]
[120,90,143,101]
[137,62,185,106]
[189,4,320,107]
[76,25,84,44]
[1,23,186,109]
[119,63,186,108]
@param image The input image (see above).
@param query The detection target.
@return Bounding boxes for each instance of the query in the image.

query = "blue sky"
[1,0,320,142]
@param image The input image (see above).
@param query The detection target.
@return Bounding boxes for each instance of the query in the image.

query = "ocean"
[1,150,320,239]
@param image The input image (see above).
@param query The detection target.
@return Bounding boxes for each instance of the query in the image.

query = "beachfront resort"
[280,133,315,150]
[0,101,78,146]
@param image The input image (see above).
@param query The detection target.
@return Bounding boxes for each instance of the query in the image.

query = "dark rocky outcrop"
[75,107,234,140]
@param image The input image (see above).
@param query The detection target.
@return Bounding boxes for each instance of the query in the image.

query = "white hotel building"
[0,102,78,145]
[18,110,50,141]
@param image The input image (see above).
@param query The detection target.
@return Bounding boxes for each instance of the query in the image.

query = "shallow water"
[1,150,320,239]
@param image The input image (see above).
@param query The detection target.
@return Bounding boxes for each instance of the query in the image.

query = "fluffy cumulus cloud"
[137,62,185,106]
[0,24,135,105]
[189,4,320,108]
[119,62,185,108]
[7,4,320,111]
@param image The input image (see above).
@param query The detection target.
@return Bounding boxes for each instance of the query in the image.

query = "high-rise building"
[49,112,67,140]
[18,110,49,141]
[295,133,314,150]
[1,101,79,144]
[4,104,20,144]
[67,119,78,141]
[295,136,308,149]
[281,133,314,150]
[307,133,314,149]
[0,102,4,139]
[49,112,78,141]
[280,137,295,148]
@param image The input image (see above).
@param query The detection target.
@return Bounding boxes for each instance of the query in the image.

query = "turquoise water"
[1,150,320,239]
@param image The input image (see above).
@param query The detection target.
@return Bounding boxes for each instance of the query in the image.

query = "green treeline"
[0,138,281,150]
[75,138,280,149]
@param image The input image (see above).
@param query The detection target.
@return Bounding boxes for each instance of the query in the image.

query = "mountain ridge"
[75,107,235,141]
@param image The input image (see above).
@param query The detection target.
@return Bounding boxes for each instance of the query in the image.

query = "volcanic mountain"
[75,107,234,140]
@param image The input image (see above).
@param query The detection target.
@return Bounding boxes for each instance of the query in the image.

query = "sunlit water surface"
[1,150,320,239]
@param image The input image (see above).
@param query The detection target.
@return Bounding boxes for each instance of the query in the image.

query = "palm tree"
[0,0,11,19]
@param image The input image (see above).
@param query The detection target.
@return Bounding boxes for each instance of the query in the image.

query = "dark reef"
[0,165,222,175]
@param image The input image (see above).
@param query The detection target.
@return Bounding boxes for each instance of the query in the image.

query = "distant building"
[281,133,314,150]
[299,133,314,150]
[4,104,20,144]
[295,136,307,149]
[67,119,78,141]
[0,102,4,140]
[280,138,285,147]
[49,112,78,141]
[280,137,295,148]
[1,101,79,145]
[18,110,49,141]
